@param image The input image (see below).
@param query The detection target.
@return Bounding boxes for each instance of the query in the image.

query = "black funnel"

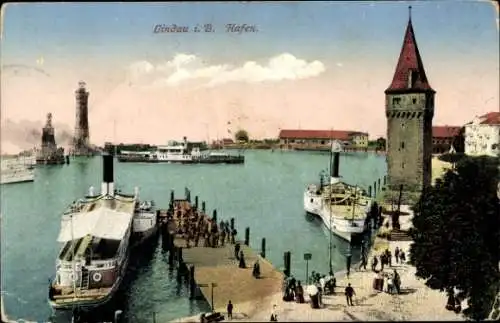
[331,152,340,178]
[103,154,114,183]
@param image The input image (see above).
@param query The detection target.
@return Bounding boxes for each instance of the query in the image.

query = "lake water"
[1,149,386,322]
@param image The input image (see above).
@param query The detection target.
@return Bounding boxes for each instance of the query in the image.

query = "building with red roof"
[278,129,369,149]
[432,126,462,154]
[464,112,500,157]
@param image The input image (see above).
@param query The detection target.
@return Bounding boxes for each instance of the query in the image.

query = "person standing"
[227,300,233,320]
[270,304,278,321]
[346,252,352,278]
[345,283,355,306]
[358,254,367,271]
[234,243,241,260]
[394,247,400,264]
[371,256,378,272]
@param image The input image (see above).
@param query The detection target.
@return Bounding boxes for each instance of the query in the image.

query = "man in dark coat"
[345,283,355,306]
[234,243,241,260]
[227,300,233,319]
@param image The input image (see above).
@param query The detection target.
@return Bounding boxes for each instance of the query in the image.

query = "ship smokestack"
[331,152,340,178]
[101,154,114,196]
[330,140,342,184]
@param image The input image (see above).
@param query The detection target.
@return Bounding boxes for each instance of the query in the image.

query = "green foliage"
[410,156,500,320]
[234,129,249,142]
[438,152,466,163]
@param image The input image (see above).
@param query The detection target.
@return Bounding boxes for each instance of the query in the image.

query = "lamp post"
[346,244,352,278]
[304,253,312,284]
[199,282,218,312]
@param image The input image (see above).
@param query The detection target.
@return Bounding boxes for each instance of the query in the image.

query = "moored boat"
[1,157,35,184]
[116,137,244,164]
[303,141,373,243]
[48,154,157,311]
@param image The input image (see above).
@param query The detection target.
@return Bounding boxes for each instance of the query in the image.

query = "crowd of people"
[168,202,237,249]
[370,246,406,272]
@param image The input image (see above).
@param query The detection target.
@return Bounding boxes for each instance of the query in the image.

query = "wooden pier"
[159,190,284,318]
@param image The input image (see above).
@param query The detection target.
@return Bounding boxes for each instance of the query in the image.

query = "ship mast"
[328,130,334,273]
[70,208,77,319]
[352,186,357,221]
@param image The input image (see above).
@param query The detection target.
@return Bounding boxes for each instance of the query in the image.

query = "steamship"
[303,141,373,242]
[48,154,157,310]
[1,157,35,185]
[118,137,244,164]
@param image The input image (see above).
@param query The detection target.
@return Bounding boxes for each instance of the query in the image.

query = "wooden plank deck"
[167,199,284,317]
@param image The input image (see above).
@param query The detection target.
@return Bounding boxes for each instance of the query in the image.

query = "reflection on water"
[2,151,385,321]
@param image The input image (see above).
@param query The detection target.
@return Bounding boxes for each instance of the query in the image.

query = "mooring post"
[170,190,174,205]
[261,238,266,258]
[230,218,235,231]
[168,246,175,266]
[165,230,171,249]
[383,175,387,186]
[168,233,174,251]
[186,189,191,203]
[284,251,291,277]
[202,201,206,213]
[374,181,377,197]
[178,247,184,264]
[189,265,196,299]
[244,227,250,246]
[195,196,199,210]
[378,178,381,191]
[213,209,217,223]
[368,185,372,197]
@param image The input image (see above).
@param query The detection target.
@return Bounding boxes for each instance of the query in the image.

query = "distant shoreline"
[215,143,386,154]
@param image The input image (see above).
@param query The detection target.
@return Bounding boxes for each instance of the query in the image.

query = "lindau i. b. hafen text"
[153,23,258,33]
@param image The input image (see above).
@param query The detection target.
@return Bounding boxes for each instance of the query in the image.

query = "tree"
[234,129,249,142]
[376,137,386,151]
[409,156,500,321]
[452,127,465,153]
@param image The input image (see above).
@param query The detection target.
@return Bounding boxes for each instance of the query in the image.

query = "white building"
[464,112,500,157]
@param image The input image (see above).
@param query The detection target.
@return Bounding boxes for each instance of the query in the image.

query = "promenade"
[163,197,284,321]
[172,203,465,322]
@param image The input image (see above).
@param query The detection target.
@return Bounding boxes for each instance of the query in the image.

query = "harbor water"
[1,150,386,322]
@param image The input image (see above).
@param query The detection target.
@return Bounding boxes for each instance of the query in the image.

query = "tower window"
[392,97,401,105]
[408,70,417,88]
[402,162,405,169]
[400,142,405,149]
[412,98,417,104]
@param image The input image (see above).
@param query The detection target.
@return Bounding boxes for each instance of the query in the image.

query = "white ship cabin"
[155,139,202,161]
[55,194,136,291]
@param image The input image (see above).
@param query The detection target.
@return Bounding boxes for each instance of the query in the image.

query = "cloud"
[127,53,326,87]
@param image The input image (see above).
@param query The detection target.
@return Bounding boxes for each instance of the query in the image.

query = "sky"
[1,1,499,153]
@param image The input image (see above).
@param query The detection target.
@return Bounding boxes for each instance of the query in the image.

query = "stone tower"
[72,81,90,156]
[41,112,57,156]
[385,6,435,203]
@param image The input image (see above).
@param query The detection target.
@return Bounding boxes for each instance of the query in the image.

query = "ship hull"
[131,225,159,248]
[304,190,367,243]
[117,155,244,164]
[0,176,34,185]
[48,251,130,311]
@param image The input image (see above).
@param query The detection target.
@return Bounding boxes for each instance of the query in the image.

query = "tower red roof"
[385,7,435,94]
